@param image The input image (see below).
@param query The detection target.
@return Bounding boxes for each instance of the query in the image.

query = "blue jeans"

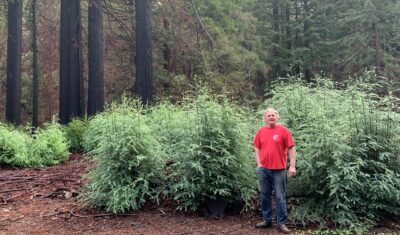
[257,167,288,225]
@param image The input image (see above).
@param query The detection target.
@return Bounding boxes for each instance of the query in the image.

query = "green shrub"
[150,88,257,212]
[83,102,134,153]
[265,76,400,231]
[64,118,87,153]
[83,114,107,153]
[30,122,70,167]
[0,124,31,166]
[0,122,69,167]
[81,99,164,213]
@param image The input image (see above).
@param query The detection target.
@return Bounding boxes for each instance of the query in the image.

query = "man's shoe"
[255,220,272,229]
[277,224,290,234]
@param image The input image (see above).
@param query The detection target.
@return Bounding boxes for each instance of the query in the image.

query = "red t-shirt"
[253,125,295,170]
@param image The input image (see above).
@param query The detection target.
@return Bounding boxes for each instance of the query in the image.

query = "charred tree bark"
[59,0,69,124]
[135,0,153,104]
[59,0,83,124]
[31,0,39,128]
[6,0,22,125]
[88,0,104,116]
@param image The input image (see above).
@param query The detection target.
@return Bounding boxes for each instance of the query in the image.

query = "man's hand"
[288,147,296,177]
[288,166,296,177]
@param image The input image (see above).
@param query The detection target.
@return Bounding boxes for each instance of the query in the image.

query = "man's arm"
[288,146,296,177]
[255,147,261,167]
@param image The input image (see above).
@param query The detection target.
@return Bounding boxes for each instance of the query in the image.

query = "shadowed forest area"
[0,0,399,123]
[0,0,400,234]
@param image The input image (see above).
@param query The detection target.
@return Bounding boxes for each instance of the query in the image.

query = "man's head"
[264,108,279,127]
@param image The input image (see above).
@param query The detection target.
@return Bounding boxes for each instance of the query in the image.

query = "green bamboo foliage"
[265,75,400,231]
[149,87,256,212]
[0,124,31,166]
[0,121,69,167]
[81,99,164,213]
[29,122,70,167]
[63,118,88,153]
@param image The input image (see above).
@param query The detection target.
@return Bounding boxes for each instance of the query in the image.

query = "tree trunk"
[162,18,172,72]
[88,0,104,116]
[59,0,69,124]
[372,0,381,78]
[284,0,291,75]
[293,0,300,75]
[6,0,22,125]
[70,0,84,119]
[59,0,83,124]
[135,0,153,104]
[271,0,280,78]
[303,0,311,82]
[285,2,291,51]
[31,0,39,128]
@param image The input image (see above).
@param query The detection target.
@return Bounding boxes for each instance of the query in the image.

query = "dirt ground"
[1,154,399,235]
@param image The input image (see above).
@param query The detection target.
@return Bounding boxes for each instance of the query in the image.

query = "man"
[253,108,296,234]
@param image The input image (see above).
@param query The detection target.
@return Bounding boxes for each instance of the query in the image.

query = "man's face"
[264,111,278,127]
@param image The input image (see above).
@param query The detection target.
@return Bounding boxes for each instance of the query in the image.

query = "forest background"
[0,1,400,233]
[0,0,399,123]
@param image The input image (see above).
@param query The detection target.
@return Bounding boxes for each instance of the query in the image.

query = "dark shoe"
[277,224,290,234]
[255,220,272,229]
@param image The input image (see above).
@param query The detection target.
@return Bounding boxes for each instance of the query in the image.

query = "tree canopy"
[0,0,399,123]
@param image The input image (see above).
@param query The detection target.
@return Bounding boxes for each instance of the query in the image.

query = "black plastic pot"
[202,197,227,219]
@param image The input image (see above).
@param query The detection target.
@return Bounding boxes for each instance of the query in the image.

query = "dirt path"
[0,154,398,235]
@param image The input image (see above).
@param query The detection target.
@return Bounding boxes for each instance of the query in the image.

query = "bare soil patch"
[0,154,398,234]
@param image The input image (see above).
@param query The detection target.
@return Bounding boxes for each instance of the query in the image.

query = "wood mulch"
[0,154,398,235]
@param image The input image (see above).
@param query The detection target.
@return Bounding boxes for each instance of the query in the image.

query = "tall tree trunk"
[372,0,381,78]
[59,0,83,124]
[31,0,39,128]
[162,18,171,72]
[88,0,104,116]
[303,0,311,82]
[6,0,22,125]
[285,1,291,51]
[293,0,300,75]
[271,0,280,78]
[70,0,84,119]
[135,0,153,104]
[284,0,291,75]
[59,0,70,124]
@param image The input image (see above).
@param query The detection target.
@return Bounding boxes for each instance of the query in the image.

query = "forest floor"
[0,154,399,235]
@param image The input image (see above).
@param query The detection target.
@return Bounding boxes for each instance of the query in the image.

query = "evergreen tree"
[326,0,400,81]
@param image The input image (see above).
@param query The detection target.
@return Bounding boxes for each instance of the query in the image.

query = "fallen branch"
[42,211,63,217]
[1,193,24,204]
[0,177,35,181]
[0,188,27,194]
[69,210,138,218]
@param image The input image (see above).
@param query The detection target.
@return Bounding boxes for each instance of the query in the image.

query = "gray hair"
[264,108,279,116]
